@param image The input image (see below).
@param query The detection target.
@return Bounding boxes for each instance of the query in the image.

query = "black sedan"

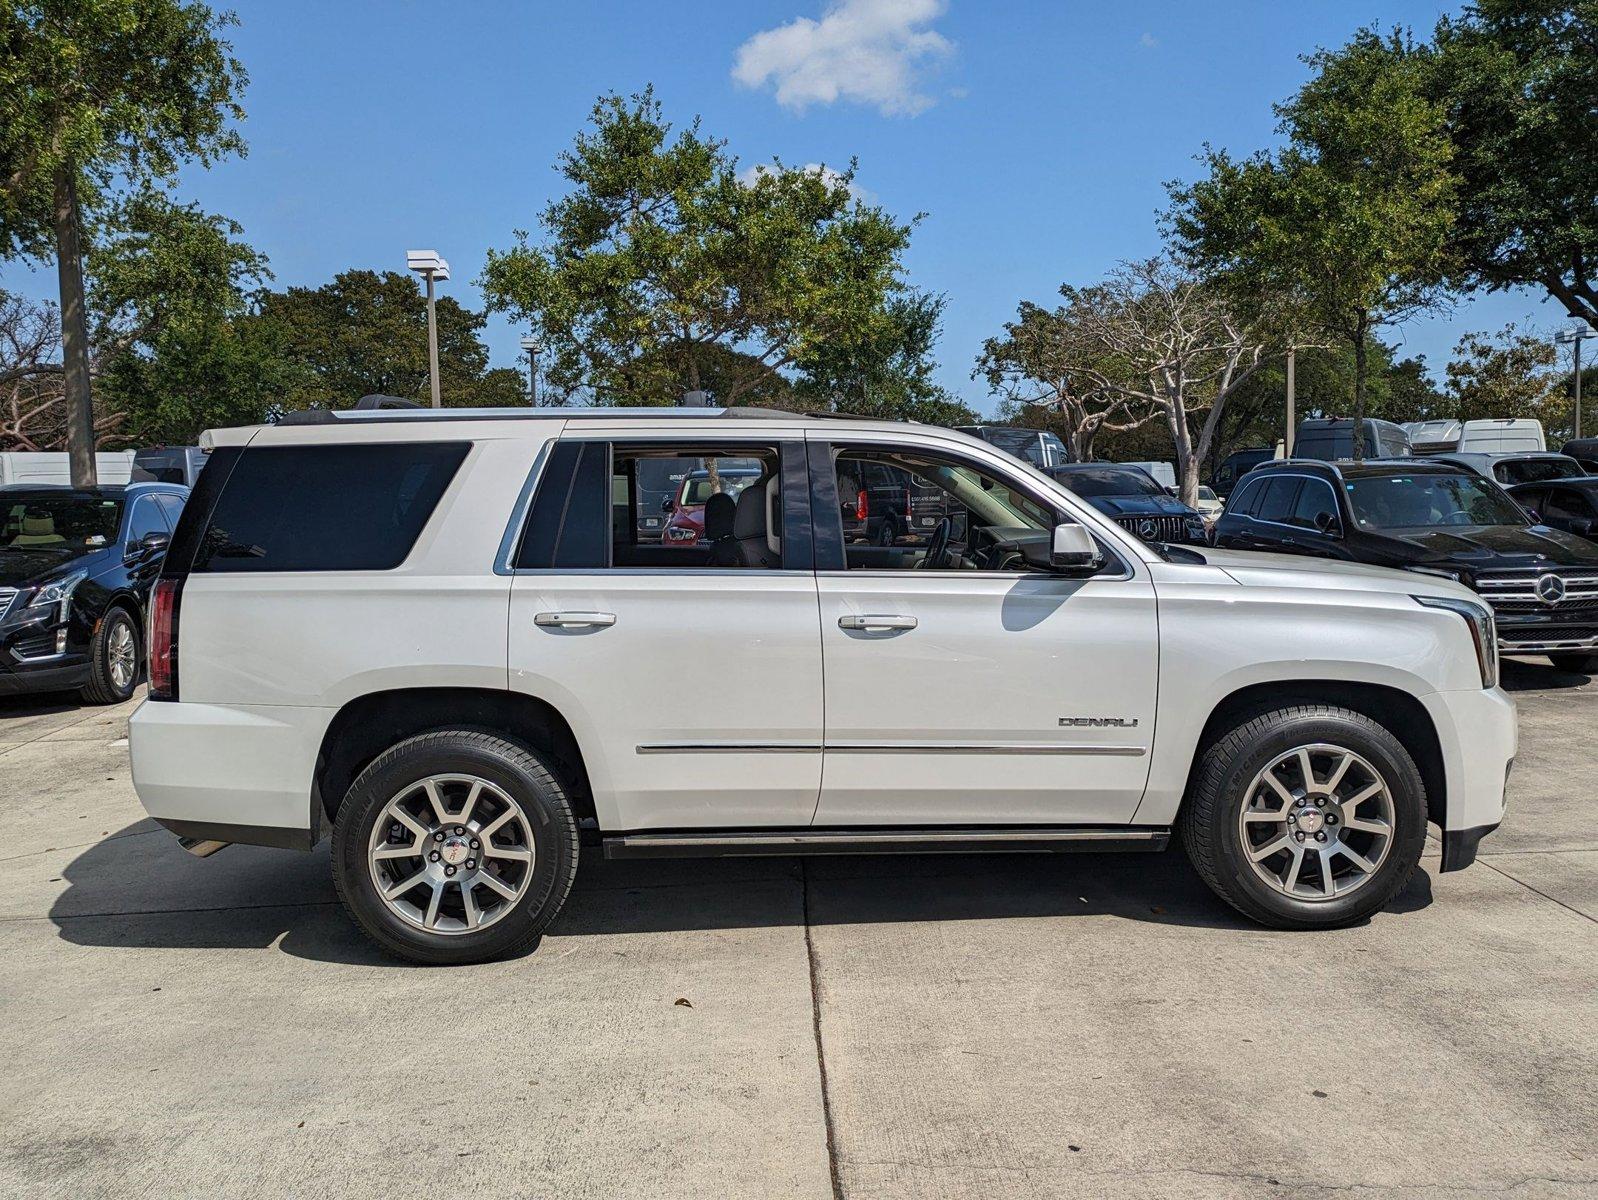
[0,483,187,703]
[1047,463,1209,545]
[1213,459,1598,671]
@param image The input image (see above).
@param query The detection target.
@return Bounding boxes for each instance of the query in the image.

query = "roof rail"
[267,402,917,427]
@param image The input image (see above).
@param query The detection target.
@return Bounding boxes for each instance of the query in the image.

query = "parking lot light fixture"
[406,250,450,409]
[519,335,542,406]
[1555,321,1595,440]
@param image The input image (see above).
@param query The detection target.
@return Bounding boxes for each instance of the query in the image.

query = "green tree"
[1430,1,1598,325]
[480,88,928,409]
[1167,29,1457,457]
[1445,324,1569,436]
[254,269,511,409]
[0,0,247,482]
[797,291,974,425]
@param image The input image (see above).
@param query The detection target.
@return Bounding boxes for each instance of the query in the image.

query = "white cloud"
[732,0,954,117]
[1139,32,1159,49]
[738,161,874,203]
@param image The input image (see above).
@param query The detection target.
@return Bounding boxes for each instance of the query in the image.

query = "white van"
[1407,419,1546,456]
[0,451,136,486]
[1120,460,1177,491]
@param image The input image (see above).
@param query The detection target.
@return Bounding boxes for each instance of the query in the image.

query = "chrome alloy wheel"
[366,774,536,936]
[107,620,137,691]
[1238,744,1395,901]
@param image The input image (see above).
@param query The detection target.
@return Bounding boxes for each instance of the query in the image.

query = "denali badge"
[1059,716,1140,728]
[1536,573,1567,605]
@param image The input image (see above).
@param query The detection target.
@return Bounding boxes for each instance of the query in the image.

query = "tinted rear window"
[193,442,468,572]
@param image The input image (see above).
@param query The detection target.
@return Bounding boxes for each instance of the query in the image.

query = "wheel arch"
[1180,680,1446,833]
[312,688,596,841]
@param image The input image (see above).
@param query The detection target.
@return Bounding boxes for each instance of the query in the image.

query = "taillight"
[855,489,868,521]
[148,578,182,701]
[904,487,912,520]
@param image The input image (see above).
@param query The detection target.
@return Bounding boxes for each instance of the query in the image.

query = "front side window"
[1287,479,1340,530]
[1546,489,1597,521]
[827,446,1064,572]
[126,496,170,545]
[1345,473,1528,530]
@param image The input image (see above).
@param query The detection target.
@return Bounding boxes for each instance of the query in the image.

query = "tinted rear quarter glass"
[193,442,468,572]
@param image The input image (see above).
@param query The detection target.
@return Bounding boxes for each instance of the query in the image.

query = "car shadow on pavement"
[1500,658,1591,692]
[45,822,1436,966]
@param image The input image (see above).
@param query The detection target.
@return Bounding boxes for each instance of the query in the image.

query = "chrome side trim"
[825,741,1147,756]
[635,741,1146,757]
[637,742,823,755]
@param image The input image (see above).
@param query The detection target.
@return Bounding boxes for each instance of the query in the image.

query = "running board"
[602,826,1170,859]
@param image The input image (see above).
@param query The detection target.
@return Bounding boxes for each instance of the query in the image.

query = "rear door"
[506,436,825,831]
[808,435,1158,827]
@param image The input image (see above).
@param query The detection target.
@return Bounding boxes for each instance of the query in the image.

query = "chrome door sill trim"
[824,742,1147,756]
[636,742,823,755]
[604,826,1171,859]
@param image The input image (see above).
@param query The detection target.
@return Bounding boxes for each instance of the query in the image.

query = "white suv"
[130,407,1517,964]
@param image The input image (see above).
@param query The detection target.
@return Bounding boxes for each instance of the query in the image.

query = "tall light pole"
[519,335,541,406]
[1284,346,1296,457]
[1556,321,1595,441]
[406,250,450,408]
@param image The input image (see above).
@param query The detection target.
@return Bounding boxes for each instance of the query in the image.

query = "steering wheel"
[1442,510,1475,525]
[919,517,953,570]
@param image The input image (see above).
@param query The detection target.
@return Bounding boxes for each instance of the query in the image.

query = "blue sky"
[4,0,1564,414]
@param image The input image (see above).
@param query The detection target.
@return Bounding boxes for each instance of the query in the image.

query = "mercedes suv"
[129,407,1517,964]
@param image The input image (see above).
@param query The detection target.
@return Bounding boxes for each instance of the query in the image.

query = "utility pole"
[1556,322,1595,441]
[1284,347,1296,457]
[519,335,541,405]
[406,251,450,408]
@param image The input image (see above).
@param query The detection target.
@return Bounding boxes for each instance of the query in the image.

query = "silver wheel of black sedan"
[1238,743,1395,901]
[366,774,536,935]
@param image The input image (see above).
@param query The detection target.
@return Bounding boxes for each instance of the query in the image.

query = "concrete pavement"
[1,661,1594,1198]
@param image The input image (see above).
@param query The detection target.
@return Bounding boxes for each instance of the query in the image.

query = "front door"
[507,436,825,831]
[809,436,1159,827]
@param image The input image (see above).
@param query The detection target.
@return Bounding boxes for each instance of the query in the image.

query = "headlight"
[25,571,88,622]
[1414,594,1498,689]
[664,526,697,542]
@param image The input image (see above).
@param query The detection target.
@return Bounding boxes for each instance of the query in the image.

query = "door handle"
[534,611,617,628]
[838,614,918,631]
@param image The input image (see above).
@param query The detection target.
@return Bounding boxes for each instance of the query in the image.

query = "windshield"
[1344,474,1527,530]
[1054,466,1164,498]
[1496,458,1583,485]
[678,465,761,506]
[0,494,123,552]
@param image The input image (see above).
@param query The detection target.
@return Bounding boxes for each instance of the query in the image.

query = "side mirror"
[129,531,171,562]
[1521,505,1541,524]
[661,496,676,514]
[1313,511,1341,537]
[1048,523,1103,574]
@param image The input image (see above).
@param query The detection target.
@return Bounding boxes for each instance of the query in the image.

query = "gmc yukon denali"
[130,407,1518,964]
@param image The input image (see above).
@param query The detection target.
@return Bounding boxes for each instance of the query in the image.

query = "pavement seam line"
[801,859,845,1200]
[2,898,343,923]
[1477,858,1597,926]
[0,709,114,754]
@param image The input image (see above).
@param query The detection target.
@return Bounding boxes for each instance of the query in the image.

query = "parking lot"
[0,663,1593,1199]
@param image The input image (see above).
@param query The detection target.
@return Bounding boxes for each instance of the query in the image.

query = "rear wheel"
[1178,705,1427,929]
[875,516,899,546]
[80,607,139,705]
[332,729,580,965]
[1548,652,1598,674]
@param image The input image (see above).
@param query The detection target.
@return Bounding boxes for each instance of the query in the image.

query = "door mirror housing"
[661,496,676,514]
[128,531,171,562]
[1313,510,1342,537]
[1520,505,1541,524]
[1019,523,1103,574]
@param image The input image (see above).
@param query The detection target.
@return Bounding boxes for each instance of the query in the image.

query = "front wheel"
[332,730,580,965]
[1548,652,1598,674]
[80,607,139,705]
[1178,705,1427,929]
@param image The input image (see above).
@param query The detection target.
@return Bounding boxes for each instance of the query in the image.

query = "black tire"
[875,517,899,546]
[1548,652,1598,674]
[332,729,580,965]
[79,606,139,705]
[1177,704,1427,930]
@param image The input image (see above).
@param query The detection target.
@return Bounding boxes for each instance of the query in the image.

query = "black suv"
[1047,463,1208,545]
[0,483,187,702]
[1507,477,1598,546]
[1213,460,1598,671]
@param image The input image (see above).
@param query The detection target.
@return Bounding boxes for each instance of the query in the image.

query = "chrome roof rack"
[272,403,912,427]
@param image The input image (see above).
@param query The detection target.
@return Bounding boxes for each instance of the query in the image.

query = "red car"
[661,464,763,546]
